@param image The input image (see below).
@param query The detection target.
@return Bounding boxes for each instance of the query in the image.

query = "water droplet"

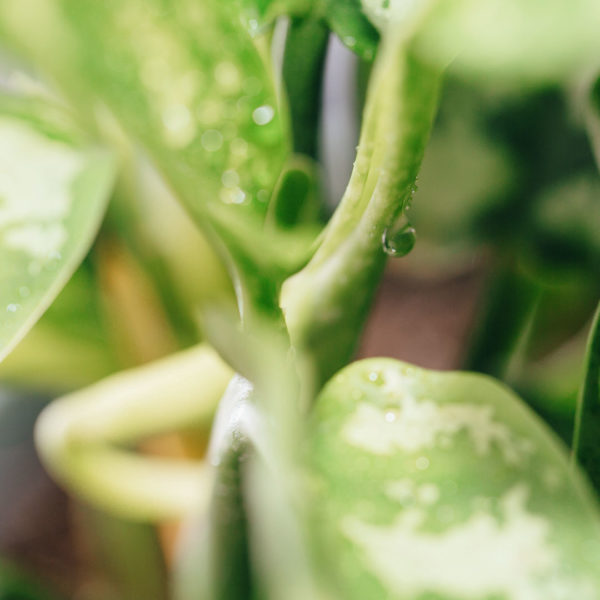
[201,129,223,152]
[343,36,356,47]
[162,104,196,147]
[252,104,274,126]
[6,303,19,313]
[415,456,430,471]
[382,217,416,258]
[367,370,384,385]
[418,484,440,505]
[220,186,246,204]
[162,103,191,131]
[221,169,239,188]
[384,411,397,423]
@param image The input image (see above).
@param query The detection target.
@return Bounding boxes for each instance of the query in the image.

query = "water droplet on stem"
[382,216,416,257]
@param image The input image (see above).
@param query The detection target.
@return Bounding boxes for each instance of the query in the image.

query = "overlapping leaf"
[0,95,115,362]
[362,0,600,83]
[0,0,303,315]
[309,358,600,599]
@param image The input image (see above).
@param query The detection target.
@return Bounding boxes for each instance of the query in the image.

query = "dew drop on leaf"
[201,129,223,151]
[252,104,274,126]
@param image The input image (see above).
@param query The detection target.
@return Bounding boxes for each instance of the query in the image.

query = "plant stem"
[281,34,441,387]
[282,17,330,159]
[572,303,600,490]
[34,344,233,520]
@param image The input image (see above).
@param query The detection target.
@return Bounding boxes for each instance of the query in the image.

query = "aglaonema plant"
[1,0,600,599]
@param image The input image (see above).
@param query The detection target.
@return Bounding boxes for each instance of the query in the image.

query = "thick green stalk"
[281,34,441,386]
[572,303,600,490]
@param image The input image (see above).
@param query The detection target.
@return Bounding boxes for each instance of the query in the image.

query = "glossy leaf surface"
[322,0,379,61]
[0,96,115,362]
[362,0,600,83]
[309,358,600,599]
[0,0,297,315]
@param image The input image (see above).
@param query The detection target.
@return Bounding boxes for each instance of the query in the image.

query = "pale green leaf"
[0,99,115,363]
[309,358,600,599]
[0,0,296,314]
[363,0,600,83]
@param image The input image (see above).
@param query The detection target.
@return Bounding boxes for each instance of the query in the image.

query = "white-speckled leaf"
[0,0,298,313]
[0,107,115,363]
[363,0,600,83]
[309,358,600,599]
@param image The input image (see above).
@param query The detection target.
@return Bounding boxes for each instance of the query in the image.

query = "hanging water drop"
[382,217,416,257]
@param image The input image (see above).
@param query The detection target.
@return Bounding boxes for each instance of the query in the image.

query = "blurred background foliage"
[0,6,599,598]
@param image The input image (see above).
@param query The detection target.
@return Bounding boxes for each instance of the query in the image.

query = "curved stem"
[281,34,441,386]
[35,344,233,521]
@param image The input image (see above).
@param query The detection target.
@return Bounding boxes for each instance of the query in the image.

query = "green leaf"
[363,0,600,83]
[237,0,311,32]
[0,96,115,363]
[0,264,120,392]
[322,0,379,61]
[309,358,600,599]
[586,75,600,171]
[0,0,295,315]
[0,561,62,600]
[573,303,600,491]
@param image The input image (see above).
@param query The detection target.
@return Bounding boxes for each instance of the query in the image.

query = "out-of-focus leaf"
[309,358,600,599]
[363,0,600,84]
[237,0,311,32]
[585,75,600,170]
[35,344,232,521]
[0,561,62,600]
[529,175,600,274]
[322,0,379,61]
[282,18,330,158]
[0,0,299,315]
[573,304,600,491]
[0,264,119,392]
[78,506,169,600]
[201,309,324,600]
[0,95,115,363]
